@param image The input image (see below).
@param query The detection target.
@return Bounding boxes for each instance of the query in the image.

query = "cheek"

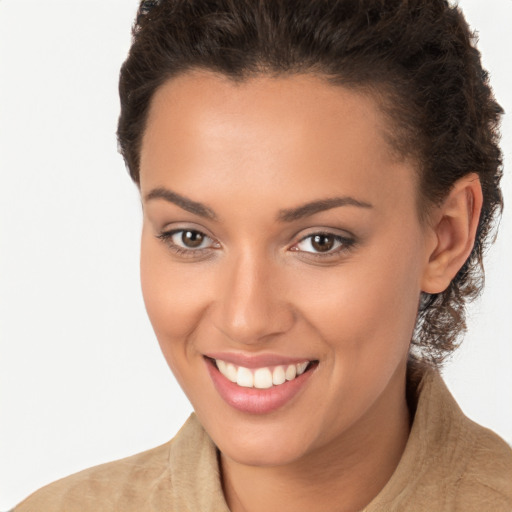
[292,241,422,362]
[283,241,424,436]
[140,230,212,353]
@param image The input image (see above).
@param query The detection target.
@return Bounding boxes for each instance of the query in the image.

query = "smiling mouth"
[206,357,318,389]
[204,356,319,414]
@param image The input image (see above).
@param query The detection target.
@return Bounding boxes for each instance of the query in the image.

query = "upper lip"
[204,352,314,368]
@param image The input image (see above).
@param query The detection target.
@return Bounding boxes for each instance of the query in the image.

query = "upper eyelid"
[296,231,351,241]
[159,224,217,241]
[298,222,355,235]
[159,228,216,243]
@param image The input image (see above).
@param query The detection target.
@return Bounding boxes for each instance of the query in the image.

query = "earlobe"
[421,173,483,294]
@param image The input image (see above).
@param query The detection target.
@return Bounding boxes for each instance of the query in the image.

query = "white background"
[0,0,510,509]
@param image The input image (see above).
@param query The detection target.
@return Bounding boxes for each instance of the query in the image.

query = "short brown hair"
[117,0,504,366]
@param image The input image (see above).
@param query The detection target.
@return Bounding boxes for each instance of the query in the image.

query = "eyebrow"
[145,187,217,220]
[144,187,372,222]
[277,196,373,222]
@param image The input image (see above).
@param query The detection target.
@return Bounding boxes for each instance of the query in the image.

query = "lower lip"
[205,358,316,414]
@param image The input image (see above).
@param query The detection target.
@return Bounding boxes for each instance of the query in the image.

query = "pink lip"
[204,357,317,415]
[204,351,312,369]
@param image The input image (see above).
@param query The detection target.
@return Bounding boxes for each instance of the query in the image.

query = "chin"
[201,414,318,468]
[221,435,310,467]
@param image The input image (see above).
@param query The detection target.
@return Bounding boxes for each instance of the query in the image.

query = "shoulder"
[368,366,512,511]
[12,413,228,512]
[13,440,174,512]
[424,368,512,509]
[454,419,512,510]
[419,368,512,510]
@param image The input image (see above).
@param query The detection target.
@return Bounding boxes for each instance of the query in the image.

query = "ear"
[421,173,483,294]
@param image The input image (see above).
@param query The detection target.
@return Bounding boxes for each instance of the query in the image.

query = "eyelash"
[156,229,356,260]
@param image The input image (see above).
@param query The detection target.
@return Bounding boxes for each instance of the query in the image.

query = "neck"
[220,365,411,512]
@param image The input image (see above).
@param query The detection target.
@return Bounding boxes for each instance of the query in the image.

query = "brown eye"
[181,230,205,248]
[311,234,335,252]
[293,232,354,257]
[156,228,217,254]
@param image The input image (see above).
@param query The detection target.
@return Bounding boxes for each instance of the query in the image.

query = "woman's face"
[139,70,433,467]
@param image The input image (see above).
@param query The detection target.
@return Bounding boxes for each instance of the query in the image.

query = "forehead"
[140,70,417,213]
[142,70,392,160]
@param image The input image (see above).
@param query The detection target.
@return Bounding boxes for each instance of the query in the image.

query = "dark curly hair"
[117,0,504,366]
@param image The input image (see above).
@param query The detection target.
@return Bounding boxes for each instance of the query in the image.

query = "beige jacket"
[14,368,512,511]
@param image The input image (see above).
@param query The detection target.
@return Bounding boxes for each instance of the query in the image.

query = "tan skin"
[138,70,482,512]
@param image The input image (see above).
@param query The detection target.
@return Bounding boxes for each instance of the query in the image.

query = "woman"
[10,0,512,510]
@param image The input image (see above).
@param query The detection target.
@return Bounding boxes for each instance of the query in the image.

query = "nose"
[211,250,295,346]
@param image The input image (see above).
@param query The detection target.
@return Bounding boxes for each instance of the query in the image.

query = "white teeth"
[272,366,286,385]
[226,363,238,383]
[237,366,254,388]
[254,368,273,389]
[296,362,308,375]
[214,359,312,388]
[285,365,297,381]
